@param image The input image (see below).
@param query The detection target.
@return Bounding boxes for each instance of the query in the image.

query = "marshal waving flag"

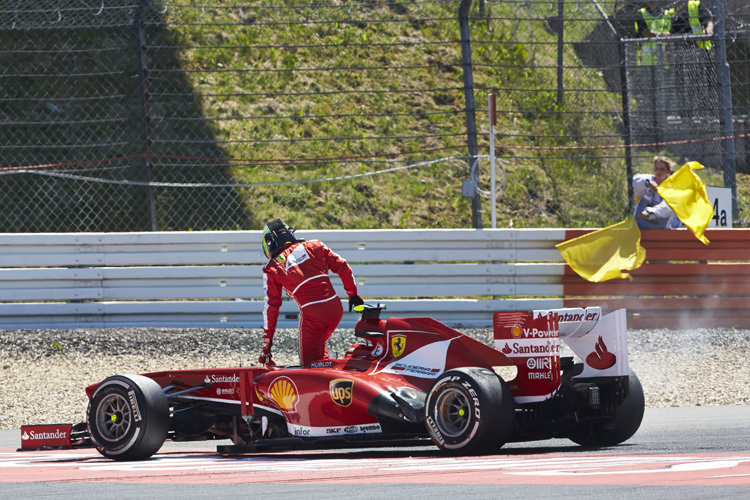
[556,218,646,282]
[657,162,713,245]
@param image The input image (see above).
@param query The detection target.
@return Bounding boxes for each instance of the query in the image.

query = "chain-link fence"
[1,0,749,232]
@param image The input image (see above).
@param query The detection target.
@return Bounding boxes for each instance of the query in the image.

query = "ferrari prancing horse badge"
[391,335,406,357]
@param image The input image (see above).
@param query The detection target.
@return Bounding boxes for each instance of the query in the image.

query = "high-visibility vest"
[688,0,712,50]
[635,7,675,66]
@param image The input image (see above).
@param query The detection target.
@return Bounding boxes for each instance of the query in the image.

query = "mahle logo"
[329,379,354,407]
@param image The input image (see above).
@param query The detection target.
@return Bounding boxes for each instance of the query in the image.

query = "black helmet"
[262,219,304,259]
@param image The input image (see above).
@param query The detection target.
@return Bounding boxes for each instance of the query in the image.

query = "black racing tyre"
[568,369,645,447]
[424,367,515,454]
[87,374,170,461]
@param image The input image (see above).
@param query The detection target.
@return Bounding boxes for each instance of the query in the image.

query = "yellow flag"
[556,218,646,282]
[657,162,713,245]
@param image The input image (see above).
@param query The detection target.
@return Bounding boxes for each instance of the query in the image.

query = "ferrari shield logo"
[391,335,406,358]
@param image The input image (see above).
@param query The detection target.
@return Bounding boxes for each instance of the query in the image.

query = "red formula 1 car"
[21,303,644,460]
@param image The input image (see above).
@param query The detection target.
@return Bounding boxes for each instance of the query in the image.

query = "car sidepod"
[253,368,413,440]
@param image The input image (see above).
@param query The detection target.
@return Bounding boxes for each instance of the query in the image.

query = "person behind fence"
[634,0,676,66]
[259,218,364,367]
[673,0,713,50]
[633,155,682,229]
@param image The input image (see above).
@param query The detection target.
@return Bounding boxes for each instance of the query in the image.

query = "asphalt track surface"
[2,405,749,499]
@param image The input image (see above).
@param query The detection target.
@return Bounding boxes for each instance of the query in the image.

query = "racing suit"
[262,239,358,366]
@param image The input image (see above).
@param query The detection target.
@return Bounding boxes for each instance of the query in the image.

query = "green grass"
[159,0,639,230]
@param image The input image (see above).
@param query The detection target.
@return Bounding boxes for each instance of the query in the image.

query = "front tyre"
[424,368,514,454]
[87,374,169,461]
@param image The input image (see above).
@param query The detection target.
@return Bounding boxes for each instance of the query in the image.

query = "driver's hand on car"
[258,335,275,366]
[257,352,275,366]
[348,294,364,312]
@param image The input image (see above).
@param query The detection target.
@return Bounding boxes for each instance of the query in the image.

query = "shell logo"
[511,324,522,338]
[268,376,299,412]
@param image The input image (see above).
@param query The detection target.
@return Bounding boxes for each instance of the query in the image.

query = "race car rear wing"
[494,307,629,403]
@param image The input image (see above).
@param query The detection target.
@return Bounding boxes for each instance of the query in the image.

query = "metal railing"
[2,227,750,330]
[0,229,570,329]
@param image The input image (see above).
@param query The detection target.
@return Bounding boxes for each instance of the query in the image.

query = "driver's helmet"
[262,219,303,259]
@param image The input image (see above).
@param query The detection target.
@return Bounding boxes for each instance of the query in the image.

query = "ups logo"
[329,379,354,407]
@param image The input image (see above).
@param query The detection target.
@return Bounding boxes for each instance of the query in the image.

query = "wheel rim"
[95,393,132,443]
[433,387,471,438]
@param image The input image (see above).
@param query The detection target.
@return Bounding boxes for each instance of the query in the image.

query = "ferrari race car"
[21,303,645,460]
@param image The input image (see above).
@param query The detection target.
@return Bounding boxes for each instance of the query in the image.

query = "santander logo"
[204,374,240,384]
[586,336,616,370]
[22,429,68,440]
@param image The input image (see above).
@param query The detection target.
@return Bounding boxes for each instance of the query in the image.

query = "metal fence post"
[620,39,635,215]
[557,0,564,105]
[135,0,158,231]
[459,0,481,229]
[713,0,737,220]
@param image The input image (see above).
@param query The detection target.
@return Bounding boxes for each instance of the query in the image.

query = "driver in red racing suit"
[259,219,363,366]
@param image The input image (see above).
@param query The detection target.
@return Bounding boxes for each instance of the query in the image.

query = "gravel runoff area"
[2,326,750,431]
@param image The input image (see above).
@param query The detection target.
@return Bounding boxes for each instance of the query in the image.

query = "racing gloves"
[258,335,274,365]
[348,294,364,312]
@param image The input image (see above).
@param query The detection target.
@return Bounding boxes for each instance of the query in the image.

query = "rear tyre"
[424,368,514,454]
[87,374,170,461]
[568,369,645,447]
